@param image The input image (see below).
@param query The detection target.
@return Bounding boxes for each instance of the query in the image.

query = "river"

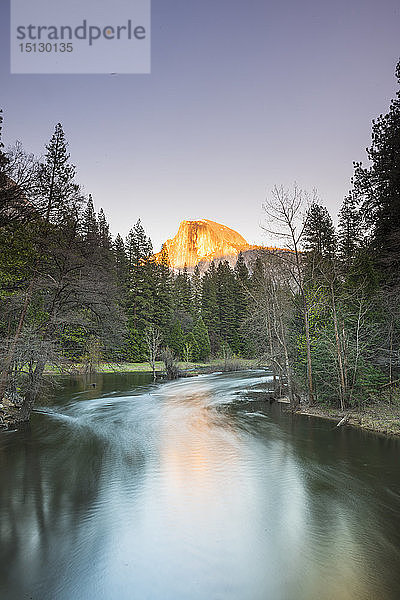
[0,370,400,599]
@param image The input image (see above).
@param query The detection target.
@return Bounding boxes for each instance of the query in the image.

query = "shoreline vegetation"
[42,357,261,375]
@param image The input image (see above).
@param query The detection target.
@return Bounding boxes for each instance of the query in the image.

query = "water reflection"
[0,371,399,599]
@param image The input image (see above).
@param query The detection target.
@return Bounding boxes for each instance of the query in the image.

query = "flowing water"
[0,370,400,600]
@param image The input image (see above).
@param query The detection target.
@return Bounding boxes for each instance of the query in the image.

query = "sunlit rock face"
[156,219,251,270]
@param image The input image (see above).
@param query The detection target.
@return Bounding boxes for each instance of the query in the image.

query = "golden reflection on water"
[150,381,380,600]
[157,388,243,513]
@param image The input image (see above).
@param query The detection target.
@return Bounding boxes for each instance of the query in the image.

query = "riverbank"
[297,402,400,437]
[43,358,261,375]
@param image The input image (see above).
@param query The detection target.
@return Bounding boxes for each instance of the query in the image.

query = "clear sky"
[1,0,399,251]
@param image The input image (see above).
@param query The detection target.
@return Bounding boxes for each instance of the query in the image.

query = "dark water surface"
[1,370,400,600]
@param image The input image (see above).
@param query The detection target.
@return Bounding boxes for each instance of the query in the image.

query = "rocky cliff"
[155,219,250,270]
[153,218,272,271]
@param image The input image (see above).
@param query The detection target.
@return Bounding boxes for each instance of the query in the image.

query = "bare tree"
[161,347,180,380]
[263,184,315,403]
[246,252,298,407]
[183,340,192,366]
[144,325,162,381]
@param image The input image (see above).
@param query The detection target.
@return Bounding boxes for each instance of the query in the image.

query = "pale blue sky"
[1,0,399,250]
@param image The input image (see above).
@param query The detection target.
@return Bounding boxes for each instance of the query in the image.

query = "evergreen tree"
[168,320,185,359]
[152,252,173,333]
[250,256,265,291]
[125,219,153,268]
[191,265,202,318]
[159,244,170,267]
[193,316,211,361]
[352,59,400,275]
[337,194,364,269]
[234,253,250,353]
[201,262,219,353]
[112,231,130,360]
[125,221,155,360]
[303,202,336,258]
[113,233,129,294]
[234,252,249,282]
[125,220,154,322]
[98,208,112,250]
[82,194,99,243]
[36,123,81,223]
[184,331,198,362]
[216,261,237,351]
[173,266,192,330]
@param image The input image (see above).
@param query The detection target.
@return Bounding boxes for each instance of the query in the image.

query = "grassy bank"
[44,358,262,375]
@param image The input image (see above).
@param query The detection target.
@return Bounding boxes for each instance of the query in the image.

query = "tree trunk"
[331,283,346,411]
[265,308,277,394]
[0,278,35,400]
[389,318,394,403]
[279,314,294,407]
[303,301,314,404]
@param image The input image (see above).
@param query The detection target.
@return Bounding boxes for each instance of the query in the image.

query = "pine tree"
[82,194,99,242]
[337,194,364,269]
[352,59,400,274]
[234,253,250,353]
[124,221,155,359]
[173,266,192,330]
[159,244,170,268]
[234,252,249,282]
[303,202,336,258]
[201,262,219,353]
[191,265,202,318]
[113,233,129,295]
[193,316,211,361]
[97,208,112,250]
[184,331,198,362]
[250,256,265,291]
[125,219,153,268]
[37,123,81,223]
[152,253,173,334]
[168,320,185,358]
[216,261,237,351]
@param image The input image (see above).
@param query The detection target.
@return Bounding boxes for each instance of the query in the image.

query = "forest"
[0,59,399,425]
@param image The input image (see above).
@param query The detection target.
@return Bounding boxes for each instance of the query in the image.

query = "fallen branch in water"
[336,414,349,428]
